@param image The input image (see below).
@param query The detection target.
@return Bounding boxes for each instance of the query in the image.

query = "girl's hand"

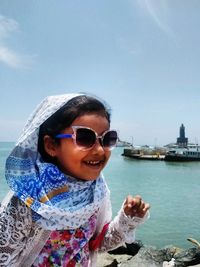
[123,195,150,218]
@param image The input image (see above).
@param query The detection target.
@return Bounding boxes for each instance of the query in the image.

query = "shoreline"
[97,240,200,267]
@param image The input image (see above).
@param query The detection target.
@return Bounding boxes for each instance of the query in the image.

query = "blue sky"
[0,0,200,146]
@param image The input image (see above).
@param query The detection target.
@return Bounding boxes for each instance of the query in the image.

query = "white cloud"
[0,15,35,69]
[135,0,175,38]
[0,46,35,69]
[0,15,19,39]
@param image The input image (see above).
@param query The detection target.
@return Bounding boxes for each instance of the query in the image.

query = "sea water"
[0,142,12,199]
[0,142,200,249]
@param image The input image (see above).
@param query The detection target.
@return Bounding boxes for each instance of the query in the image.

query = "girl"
[0,93,150,267]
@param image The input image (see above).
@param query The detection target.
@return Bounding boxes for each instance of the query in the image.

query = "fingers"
[137,202,150,218]
[126,195,142,209]
[124,195,150,218]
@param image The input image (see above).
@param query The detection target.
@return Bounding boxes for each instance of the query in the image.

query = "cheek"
[56,152,82,176]
[105,151,111,161]
[61,147,88,165]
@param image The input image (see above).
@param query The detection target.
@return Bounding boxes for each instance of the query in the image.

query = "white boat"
[165,148,200,161]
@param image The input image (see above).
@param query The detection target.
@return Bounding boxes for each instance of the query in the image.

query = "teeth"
[86,161,100,165]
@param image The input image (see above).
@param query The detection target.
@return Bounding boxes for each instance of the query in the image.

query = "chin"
[82,176,99,181]
[80,173,100,181]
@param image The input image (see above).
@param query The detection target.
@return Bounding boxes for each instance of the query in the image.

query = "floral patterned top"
[32,214,97,267]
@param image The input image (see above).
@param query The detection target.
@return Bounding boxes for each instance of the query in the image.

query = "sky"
[0,0,200,146]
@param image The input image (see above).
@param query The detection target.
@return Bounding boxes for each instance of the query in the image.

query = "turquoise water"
[0,142,12,200]
[1,142,200,249]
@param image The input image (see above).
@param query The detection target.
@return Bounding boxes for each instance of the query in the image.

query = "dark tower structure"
[176,124,188,147]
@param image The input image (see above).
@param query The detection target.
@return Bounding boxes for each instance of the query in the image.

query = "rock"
[96,253,131,267]
[126,240,144,255]
[174,247,200,266]
[96,241,200,267]
[108,240,143,256]
[120,252,162,267]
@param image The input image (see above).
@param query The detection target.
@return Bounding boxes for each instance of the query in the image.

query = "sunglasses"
[55,126,118,150]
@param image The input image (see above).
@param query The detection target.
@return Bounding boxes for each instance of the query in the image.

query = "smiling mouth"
[85,160,104,166]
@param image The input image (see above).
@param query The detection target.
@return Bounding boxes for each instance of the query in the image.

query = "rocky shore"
[97,240,200,267]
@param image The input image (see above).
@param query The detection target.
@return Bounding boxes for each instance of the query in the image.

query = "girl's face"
[45,113,111,181]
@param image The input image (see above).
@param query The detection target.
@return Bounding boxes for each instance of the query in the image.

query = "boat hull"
[122,148,165,160]
[165,155,200,161]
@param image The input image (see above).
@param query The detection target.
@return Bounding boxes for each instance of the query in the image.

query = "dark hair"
[38,95,111,162]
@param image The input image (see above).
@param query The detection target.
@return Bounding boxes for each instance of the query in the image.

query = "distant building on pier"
[176,123,188,147]
[165,124,199,149]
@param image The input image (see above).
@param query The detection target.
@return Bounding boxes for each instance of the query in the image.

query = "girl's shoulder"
[0,192,47,266]
[0,190,32,225]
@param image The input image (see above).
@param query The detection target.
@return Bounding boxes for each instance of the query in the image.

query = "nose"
[91,138,105,153]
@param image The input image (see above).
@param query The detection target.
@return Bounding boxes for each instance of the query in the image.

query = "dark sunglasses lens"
[76,128,96,148]
[103,131,118,148]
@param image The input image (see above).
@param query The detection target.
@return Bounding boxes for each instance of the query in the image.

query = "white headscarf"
[5,93,111,230]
